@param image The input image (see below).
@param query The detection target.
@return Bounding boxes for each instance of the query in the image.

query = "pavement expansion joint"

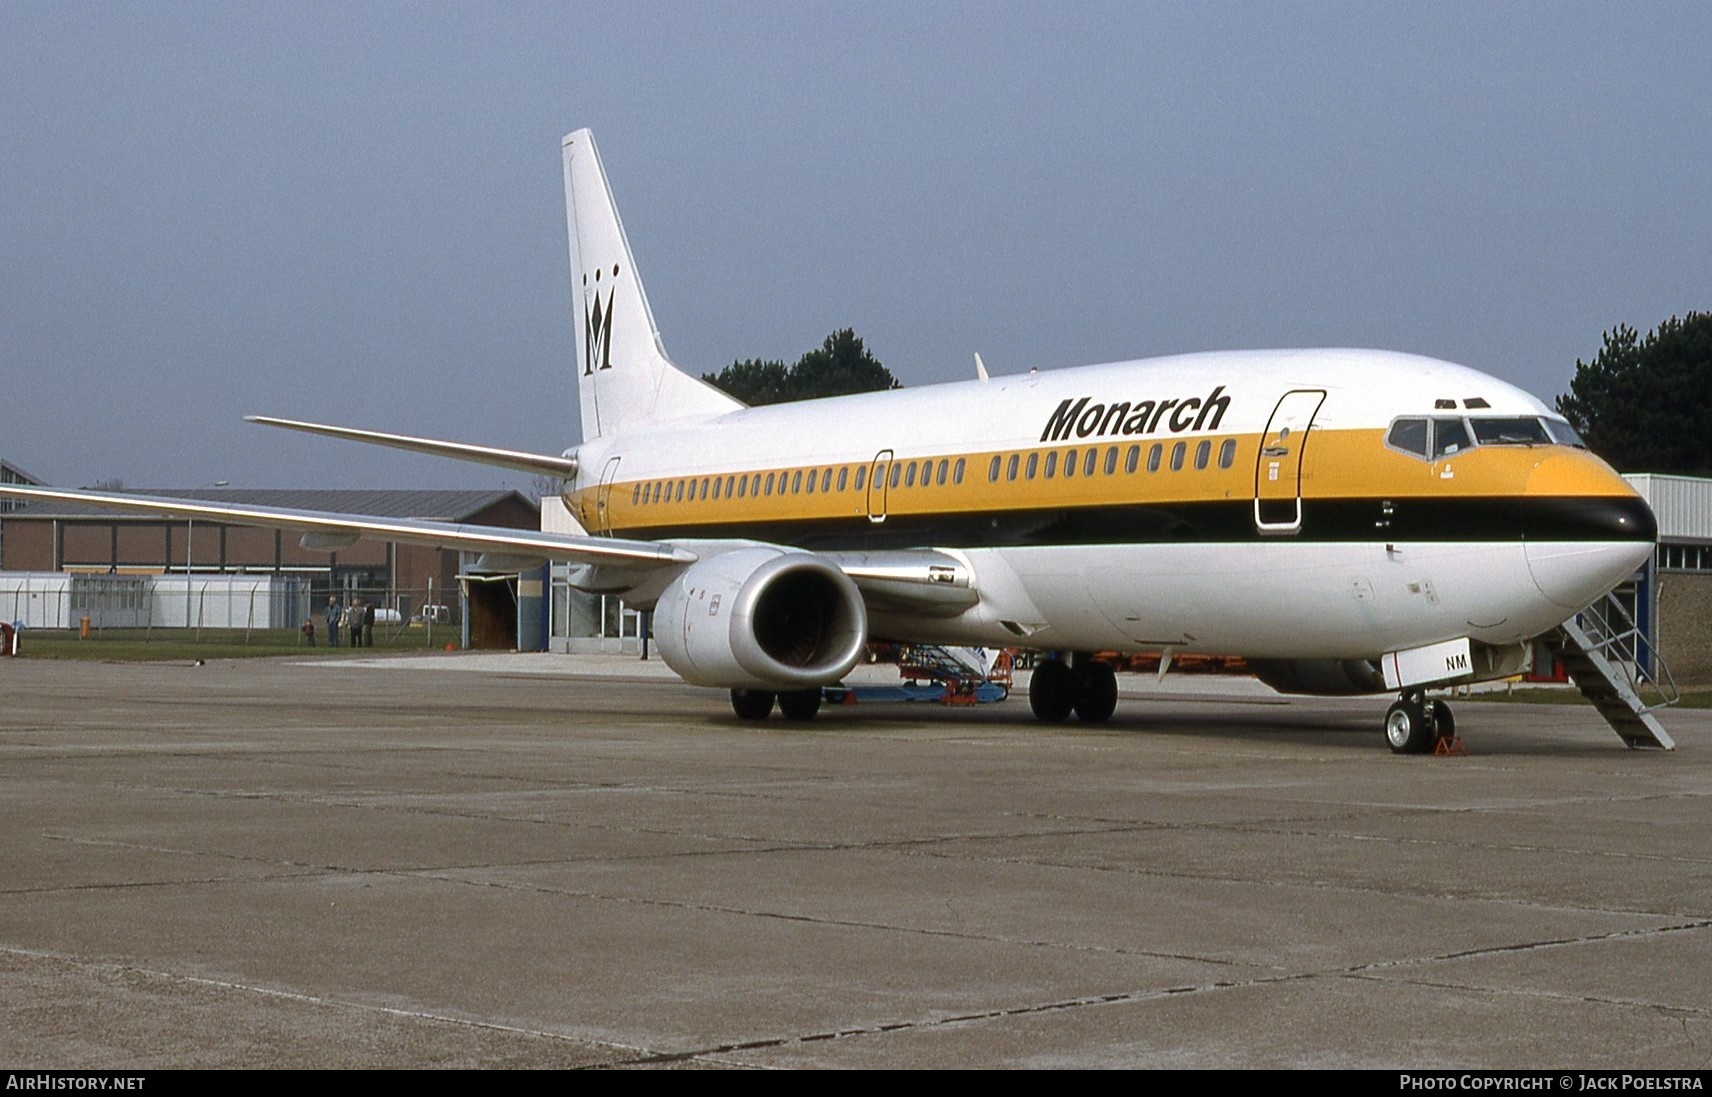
[1390,917,1712,964]
[414,868,1265,968]
[616,974,1331,1065]
[34,832,339,879]
[891,830,1712,922]
[0,944,655,1060]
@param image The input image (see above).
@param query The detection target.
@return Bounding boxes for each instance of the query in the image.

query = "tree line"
[701,328,900,406]
[1557,311,1712,475]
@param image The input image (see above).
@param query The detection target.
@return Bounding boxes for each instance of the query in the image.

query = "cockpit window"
[1432,418,1471,458]
[1386,418,1429,457]
[1391,414,1588,463]
[1543,418,1587,448]
[1470,417,1550,446]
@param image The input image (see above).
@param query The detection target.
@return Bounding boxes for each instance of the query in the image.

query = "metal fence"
[2,574,465,645]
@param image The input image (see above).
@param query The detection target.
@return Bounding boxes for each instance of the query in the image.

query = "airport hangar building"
[0,487,540,649]
[1627,475,1712,685]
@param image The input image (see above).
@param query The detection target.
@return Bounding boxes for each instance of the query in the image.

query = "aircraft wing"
[0,486,987,619]
[0,485,693,570]
[244,416,581,479]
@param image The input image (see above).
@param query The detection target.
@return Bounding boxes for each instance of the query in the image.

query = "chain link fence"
[1,573,464,648]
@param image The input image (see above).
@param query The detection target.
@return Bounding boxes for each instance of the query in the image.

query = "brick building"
[0,488,539,620]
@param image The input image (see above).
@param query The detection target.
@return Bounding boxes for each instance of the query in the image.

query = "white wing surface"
[0,485,693,570]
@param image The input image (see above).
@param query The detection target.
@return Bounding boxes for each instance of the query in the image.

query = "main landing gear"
[1028,655,1118,724]
[1384,690,1456,754]
[730,688,823,722]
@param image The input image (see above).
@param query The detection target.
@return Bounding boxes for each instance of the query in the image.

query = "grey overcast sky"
[3,2,1708,491]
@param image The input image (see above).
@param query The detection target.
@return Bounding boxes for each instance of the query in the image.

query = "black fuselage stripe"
[611,495,1656,551]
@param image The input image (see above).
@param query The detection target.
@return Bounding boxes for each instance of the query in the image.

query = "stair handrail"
[1569,591,1681,711]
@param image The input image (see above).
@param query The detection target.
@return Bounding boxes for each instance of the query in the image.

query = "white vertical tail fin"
[562,130,742,441]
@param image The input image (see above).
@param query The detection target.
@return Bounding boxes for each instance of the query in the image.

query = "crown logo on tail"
[582,266,619,376]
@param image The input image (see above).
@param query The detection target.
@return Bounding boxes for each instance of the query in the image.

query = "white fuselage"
[565,349,1654,662]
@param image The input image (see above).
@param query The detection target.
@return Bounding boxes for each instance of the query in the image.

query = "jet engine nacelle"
[653,547,868,689]
[1249,658,1387,696]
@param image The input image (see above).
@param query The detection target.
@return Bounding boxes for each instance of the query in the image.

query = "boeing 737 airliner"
[1,130,1657,752]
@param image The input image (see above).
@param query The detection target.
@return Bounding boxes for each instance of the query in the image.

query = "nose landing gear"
[1385,691,1457,754]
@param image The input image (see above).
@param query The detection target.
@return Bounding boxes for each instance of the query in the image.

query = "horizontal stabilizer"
[245,416,579,479]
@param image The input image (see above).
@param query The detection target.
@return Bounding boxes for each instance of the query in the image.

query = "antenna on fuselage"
[974,353,990,383]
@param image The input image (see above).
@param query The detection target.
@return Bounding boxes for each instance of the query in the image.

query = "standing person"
[325,597,342,648]
[351,598,368,648]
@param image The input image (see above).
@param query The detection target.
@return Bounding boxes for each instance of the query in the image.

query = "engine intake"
[654,548,868,689]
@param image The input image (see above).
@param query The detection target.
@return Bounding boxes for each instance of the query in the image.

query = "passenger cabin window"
[953,458,965,484]
[1063,449,1076,478]
[1104,447,1118,475]
[1169,442,1185,471]
[1147,444,1162,472]
[1007,454,1020,481]
[855,466,867,491]
[1194,440,1210,470]
[989,456,1002,482]
[1219,439,1237,468]
[1025,453,1039,479]
[1044,451,1058,478]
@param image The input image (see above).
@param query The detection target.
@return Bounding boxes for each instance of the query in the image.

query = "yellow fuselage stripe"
[565,428,1631,535]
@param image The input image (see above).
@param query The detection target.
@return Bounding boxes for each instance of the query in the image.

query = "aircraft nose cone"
[1520,492,1657,610]
[1520,453,1655,610]
[1525,538,1652,609]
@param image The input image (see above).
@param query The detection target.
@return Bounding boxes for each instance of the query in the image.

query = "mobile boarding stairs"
[1547,590,1679,750]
